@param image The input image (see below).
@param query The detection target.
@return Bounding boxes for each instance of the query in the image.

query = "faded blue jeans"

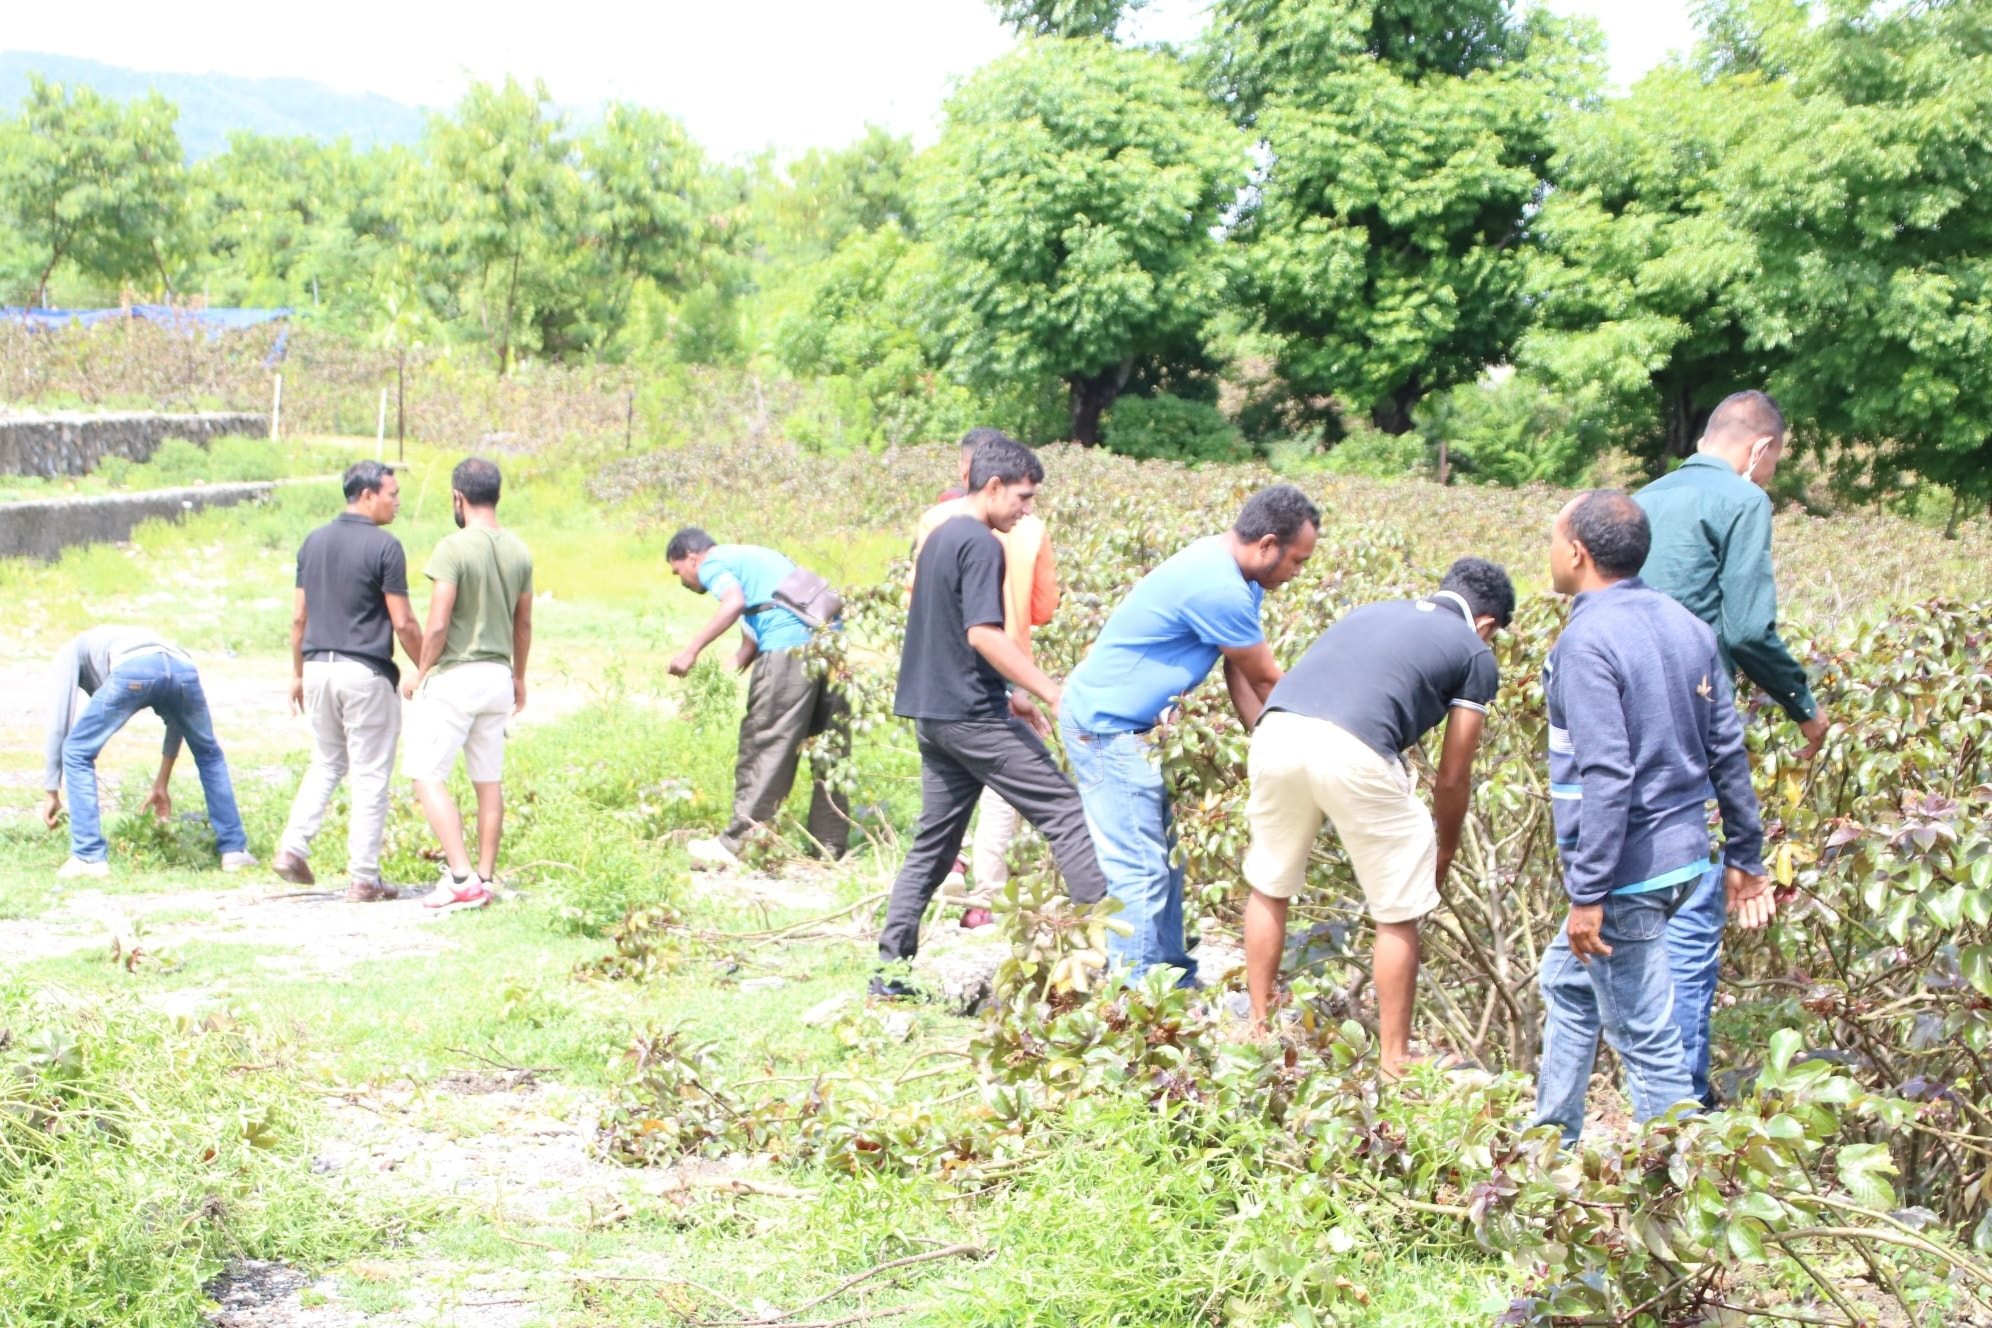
[1666,862,1728,1107]
[1534,881,1699,1142]
[1059,716,1196,987]
[63,651,247,862]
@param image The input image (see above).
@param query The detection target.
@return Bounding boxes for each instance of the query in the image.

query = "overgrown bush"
[1101,393,1249,464]
[1317,425,1431,479]
[1417,374,1601,488]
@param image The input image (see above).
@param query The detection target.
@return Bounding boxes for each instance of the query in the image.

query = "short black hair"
[452,456,503,507]
[342,460,394,503]
[1233,484,1321,547]
[1566,489,1651,579]
[967,433,1044,491]
[960,426,1007,453]
[1439,557,1516,629]
[1705,390,1785,447]
[666,527,715,563]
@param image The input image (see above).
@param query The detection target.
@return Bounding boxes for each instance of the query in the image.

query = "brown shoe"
[345,879,398,903]
[273,852,315,886]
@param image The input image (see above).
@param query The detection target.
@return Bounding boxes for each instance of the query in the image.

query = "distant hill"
[0,51,431,158]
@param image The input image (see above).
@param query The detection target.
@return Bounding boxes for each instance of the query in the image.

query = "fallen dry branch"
[697,1243,987,1326]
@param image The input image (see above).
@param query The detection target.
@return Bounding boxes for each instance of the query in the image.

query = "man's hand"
[402,671,424,700]
[288,675,304,717]
[39,791,61,830]
[513,675,528,716]
[668,647,700,678]
[1009,690,1050,738]
[1796,712,1829,761]
[1565,903,1612,962]
[143,785,172,822]
[1725,865,1776,930]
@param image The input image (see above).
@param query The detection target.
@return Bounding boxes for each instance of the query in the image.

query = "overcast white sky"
[3,0,1697,162]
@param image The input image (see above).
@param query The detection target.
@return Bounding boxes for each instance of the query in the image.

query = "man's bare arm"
[289,587,309,715]
[967,624,1061,709]
[1220,642,1282,731]
[404,582,457,697]
[671,589,747,676]
[510,590,533,713]
[386,592,423,662]
[1432,707,1486,889]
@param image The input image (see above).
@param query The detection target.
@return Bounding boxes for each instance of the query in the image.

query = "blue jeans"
[1534,882,1698,1142]
[1060,717,1195,986]
[1666,863,1727,1107]
[62,652,247,862]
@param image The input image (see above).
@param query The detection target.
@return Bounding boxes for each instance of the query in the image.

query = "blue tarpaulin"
[1,306,291,336]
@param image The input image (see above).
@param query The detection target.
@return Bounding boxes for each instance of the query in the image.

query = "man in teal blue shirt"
[666,530,849,868]
[1634,389,1827,1107]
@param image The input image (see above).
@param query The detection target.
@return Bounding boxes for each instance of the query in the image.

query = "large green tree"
[1518,62,1777,463]
[987,0,1149,39]
[576,103,716,344]
[1215,0,1597,433]
[1720,0,1992,513]
[919,37,1242,443]
[0,76,185,306]
[417,78,575,373]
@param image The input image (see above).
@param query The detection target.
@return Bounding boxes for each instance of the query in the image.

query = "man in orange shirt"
[911,428,1059,925]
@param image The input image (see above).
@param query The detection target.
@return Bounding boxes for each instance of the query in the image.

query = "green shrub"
[1418,374,1600,488]
[1100,394,1248,464]
[1317,425,1431,478]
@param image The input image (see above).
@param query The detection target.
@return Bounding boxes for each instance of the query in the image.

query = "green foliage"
[0,988,371,1327]
[1100,393,1247,463]
[918,37,1243,444]
[1417,373,1600,487]
[1216,0,1600,434]
[1314,425,1431,479]
[0,75,184,307]
[987,0,1150,39]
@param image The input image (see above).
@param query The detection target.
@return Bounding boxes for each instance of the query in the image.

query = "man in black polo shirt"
[1241,557,1514,1075]
[874,433,1107,996]
[273,461,424,901]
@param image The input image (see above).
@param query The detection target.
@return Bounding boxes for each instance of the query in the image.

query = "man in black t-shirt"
[273,461,425,901]
[1241,557,1514,1075]
[875,434,1107,994]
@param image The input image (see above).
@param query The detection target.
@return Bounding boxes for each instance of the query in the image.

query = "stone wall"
[0,482,282,561]
[0,411,268,478]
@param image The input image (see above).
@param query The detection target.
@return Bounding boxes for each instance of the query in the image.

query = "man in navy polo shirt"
[1060,485,1319,986]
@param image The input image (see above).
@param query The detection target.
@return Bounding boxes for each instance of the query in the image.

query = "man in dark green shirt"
[1634,388,1828,1108]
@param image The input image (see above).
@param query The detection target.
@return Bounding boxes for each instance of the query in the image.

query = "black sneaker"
[868,974,920,1001]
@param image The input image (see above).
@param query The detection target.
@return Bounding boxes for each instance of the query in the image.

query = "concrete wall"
[0,482,282,561]
[0,411,268,478]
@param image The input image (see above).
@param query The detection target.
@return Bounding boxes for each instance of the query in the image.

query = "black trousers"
[877,716,1106,964]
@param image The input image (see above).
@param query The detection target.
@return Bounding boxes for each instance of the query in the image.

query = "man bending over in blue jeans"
[1060,485,1319,986]
[40,627,255,879]
[1535,490,1774,1141]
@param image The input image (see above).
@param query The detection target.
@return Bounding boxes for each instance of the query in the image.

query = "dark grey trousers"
[720,648,852,858]
[878,716,1107,964]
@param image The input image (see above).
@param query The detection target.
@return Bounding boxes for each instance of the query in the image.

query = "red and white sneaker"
[420,870,493,913]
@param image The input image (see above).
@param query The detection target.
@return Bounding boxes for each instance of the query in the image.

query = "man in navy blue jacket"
[1534,490,1775,1142]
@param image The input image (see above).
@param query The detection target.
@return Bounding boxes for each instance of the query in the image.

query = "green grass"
[0,435,363,503]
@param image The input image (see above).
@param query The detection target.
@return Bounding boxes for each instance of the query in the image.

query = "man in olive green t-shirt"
[403,456,534,912]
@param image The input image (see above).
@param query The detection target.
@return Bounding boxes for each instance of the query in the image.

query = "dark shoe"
[273,851,315,886]
[960,907,995,930]
[345,879,398,903]
[868,975,920,1001]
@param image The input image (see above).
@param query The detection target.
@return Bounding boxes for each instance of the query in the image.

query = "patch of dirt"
[0,885,457,974]
[204,1257,544,1328]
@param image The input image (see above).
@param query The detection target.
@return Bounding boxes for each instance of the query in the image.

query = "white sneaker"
[938,854,970,900]
[56,857,110,880]
[220,852,259,873]
[686,836,741,871]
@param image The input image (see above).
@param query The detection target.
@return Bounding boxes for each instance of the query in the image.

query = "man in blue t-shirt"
[666,530,850,867]
[1059,485,1320,984]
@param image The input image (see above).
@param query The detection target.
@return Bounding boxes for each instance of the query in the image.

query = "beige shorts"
[404,661,514,783]
[1243,710,1440,924]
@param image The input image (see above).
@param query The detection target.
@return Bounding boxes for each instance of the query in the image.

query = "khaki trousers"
[279,657,402,885]
[721,648,852,858]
